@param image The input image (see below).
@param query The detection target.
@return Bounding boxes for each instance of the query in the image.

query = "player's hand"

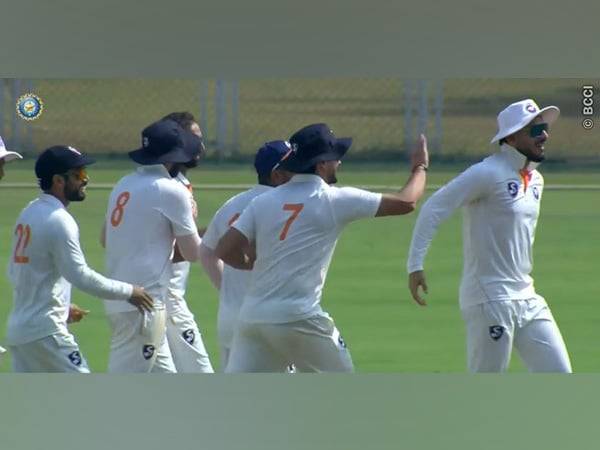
[128,286,154,313]
[191,199,198,219]
[67,304,90,323]
[408,270,428,306]
[410,134,429,171]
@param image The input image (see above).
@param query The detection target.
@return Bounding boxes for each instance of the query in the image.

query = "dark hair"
[161,111,196,131]
[257,173,271,186]
[39,176,53,191]
[298,165,317,174]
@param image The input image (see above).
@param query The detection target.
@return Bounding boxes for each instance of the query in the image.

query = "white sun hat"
[490,99,560,144]
[0,135,23,162]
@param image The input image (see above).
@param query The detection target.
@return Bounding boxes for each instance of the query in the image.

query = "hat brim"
[0,151,23,162]
[72,154,96,167]
[491,106,560,143]
[128,147,191,165]
[280,137,352,173]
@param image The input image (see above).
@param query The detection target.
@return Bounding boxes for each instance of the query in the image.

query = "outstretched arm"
[199,242,224,289]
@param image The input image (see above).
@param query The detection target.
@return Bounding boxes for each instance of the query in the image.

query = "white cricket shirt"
[103,165,197,313]
[202,184,271,325]
[407,144,544,308]
[233,174,382,324]
[166,172,194,316]
[6,194,133,345]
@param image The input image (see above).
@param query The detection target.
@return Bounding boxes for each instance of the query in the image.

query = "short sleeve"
[201,213,223,250]
[328,187,382,227]
[232,200,256,241]
[158,181,198,237]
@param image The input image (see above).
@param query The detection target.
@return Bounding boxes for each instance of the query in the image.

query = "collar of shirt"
[38,192,66,209]
[289,174,326,185]
[253,184,272,193]
[136,164,172,178]
[499,144,540,172]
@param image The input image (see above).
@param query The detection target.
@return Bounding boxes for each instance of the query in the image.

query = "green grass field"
[1,163,599,372]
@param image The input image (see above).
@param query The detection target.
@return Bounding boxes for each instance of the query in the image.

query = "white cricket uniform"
[165,173,213,373]
[6,194,133,373]
[226,174,382,373]
[202,184,271,368]
[103,165,197,373]
[407,144,571,373]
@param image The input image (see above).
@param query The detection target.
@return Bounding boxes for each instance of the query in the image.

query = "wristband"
[412,163,428,172]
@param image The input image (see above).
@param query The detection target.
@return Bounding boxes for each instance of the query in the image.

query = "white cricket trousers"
[165,308,214,373]
[107,307,175,373]
[10,332,90,373]
[461,297,572,373]
[226,314,354,373]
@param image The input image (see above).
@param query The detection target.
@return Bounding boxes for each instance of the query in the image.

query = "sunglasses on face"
[62,167,88,181]
[529,123,548,138]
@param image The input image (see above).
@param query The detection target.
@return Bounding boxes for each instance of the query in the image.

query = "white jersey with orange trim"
[6,194,133,345]
[103,165,197,313]
[407,144,544,308]
[233,174,381,324]
[202,184,271,348]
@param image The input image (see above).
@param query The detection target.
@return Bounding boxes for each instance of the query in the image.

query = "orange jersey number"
[13,224,31,264]
[110,192,131,227]
[279,203,304,241]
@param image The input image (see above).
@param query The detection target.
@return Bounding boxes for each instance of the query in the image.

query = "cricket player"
[200,140,293,369]
[159,111,214,373]
[101,119,204,373]
[0,135,23,181]
[6,146,153,373]
[407,99,572,373]
[216,123,428,373]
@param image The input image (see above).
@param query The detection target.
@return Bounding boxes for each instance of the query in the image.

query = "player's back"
[104,165,189,311]
[236,175,346,324]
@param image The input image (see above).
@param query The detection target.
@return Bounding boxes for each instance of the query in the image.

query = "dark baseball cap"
[35,145,95,181]
[279,123,352,173]
[254,140,292,176]
[128,119,203,165]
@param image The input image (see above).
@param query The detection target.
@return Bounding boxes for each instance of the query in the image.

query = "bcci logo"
[489,325,505,341]
[525,103,537,113]
[507,181,519,198]
[532,186,540,200]
[338,335,347,349]
[16,93,44,121]
[142,344,155,360]
[68,350,82,366]
[182,329,195,345]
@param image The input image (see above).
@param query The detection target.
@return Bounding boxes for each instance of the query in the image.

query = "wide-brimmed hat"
[491,99,560,144]
[279,123,352,173]
[0,136,23,162]
[128,119,203,165]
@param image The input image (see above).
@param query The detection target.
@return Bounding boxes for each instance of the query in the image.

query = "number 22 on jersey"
[279,203,304,241]
[110,192,131,227]
[13,224,31,264]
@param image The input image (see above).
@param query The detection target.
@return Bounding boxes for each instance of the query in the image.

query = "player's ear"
[52,173,65,188]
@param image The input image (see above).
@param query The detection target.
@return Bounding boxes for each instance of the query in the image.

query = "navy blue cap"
[279,123,352,173]
[35,145,95,181]
[129,119,202,165]
[254,140,292,176]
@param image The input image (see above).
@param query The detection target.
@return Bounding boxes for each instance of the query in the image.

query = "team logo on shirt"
[489,325,505,341]
[182,329,195,345]
[142,344,155,360]
[507,181,519,198]
[68,350,82,366]
[532,186,540,200]
[338,335,347,349]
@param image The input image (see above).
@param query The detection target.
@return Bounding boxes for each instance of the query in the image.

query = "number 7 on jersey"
[279,203,304,241]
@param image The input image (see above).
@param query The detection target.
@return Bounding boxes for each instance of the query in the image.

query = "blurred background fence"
[1,78,597,164]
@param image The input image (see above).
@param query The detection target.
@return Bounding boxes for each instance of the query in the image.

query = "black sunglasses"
[529,123,548,138]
